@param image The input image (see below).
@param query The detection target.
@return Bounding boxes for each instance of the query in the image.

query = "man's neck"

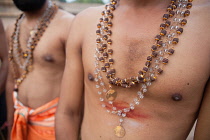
[24,0,49,24]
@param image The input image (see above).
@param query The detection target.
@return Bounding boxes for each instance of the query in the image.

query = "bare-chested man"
[6,0,74,139]
[56,0,210,139]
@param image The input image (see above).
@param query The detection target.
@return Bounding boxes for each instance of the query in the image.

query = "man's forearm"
[55,112,81,140]
[6,78,15,139]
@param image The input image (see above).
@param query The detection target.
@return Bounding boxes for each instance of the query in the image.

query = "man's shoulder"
[75,6,105,22]
[54,9,75,24]
[5,19,16,41]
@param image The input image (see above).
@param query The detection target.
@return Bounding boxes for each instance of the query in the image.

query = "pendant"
[106,89,117,101]
[114,125,125,138]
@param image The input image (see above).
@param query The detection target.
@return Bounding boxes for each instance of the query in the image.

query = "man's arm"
[5,23,15,140]
[55,13,84,140]
[0,19,8,94]
[194,78,210,140]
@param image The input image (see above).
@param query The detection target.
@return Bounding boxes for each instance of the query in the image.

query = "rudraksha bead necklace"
[8,1,58,86]
[94,0,193,138]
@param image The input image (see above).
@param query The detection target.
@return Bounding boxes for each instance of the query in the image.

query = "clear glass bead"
[100,82,104,86]
[103,89,107,92]
[100,98,104,101]
[143,88,147,93]
[122,113,126,117]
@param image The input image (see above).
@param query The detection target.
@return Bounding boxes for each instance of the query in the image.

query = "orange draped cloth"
[11,90,59,140]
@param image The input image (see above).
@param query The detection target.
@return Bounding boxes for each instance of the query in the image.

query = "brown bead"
[104,27,109,31]
[152,51,158,57]
[103,52,108,58]
[167,5,173,11]
[143,67,148,72]
[105,62,110,68]
[130,81,136,86]
[169,10,175,17]
[172,38,179,44]
[96,30,100,35]
[110,69,116,74]
[104,18,109,23]
[102,44,107,49]
[184,10,190,17]
[187,3,192,9]
[177,28,183,34]
[157,41,163,47]
[108,49,113,54]
[108,13,113,19]
[112,0,117,5]
[168,48,175,55]
[172,3,178,9]
[188,0,193,2]
[180,19,187,26]
[96,38,101,43]
[131,76,137,82]
[107,70,112,76]
[101,11,105,15]
[145,61,151,67]
[105,5,109,10]
[138,75,144,81]
[109,58,114,64]
[107,39,112,44]
[97,23,101,28]
[138,70,143,75]
[98,47,104,53]
[151,45,158,51]
[155,35,161,41]
[165,20,171,26]
[99,57,105,62]
[106,75,111,78]
[108,22,112,27]
[171,0,176,3]
[157,68,163,74]
[103,35,108,40]
[163,14,169,20]
[110,5,115,10]
[121,79,127,84]
[160,30,167,36]
[160,23,166,29]
[101,66,106,72]
[99,18,103,22]
[106,10,111,14]
[162,58,169,64]
[147,56,152,61]
[107,30,112,36]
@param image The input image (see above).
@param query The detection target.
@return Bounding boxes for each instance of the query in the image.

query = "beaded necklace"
[8,1,58,86]
[94,0,193,138]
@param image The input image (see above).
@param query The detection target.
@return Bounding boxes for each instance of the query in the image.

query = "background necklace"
[94,0,193,138]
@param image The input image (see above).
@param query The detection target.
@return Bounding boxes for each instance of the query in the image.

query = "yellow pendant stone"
[114,125,125,138]
[106,89,117,101]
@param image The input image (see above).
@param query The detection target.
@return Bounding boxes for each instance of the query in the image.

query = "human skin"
[0,19,8,95]
[56,0,210,139]
[6,1,74,139]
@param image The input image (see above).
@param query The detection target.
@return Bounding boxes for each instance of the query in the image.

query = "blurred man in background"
[6,0,74,139]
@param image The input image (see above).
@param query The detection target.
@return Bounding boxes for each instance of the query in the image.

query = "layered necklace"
[8,1,58,86]
[94,0,193,138]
